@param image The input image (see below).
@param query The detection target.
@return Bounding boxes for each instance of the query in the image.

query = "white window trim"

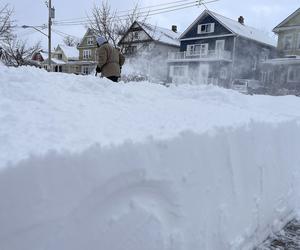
[283,34,293,51]
[83,49,92,59]
[197,23,215,34]
[297,33,300,50]
[82,66,90,75]
[87,37,94,45]
[215,40,225,51]
[287,66,300,83]
[186,43,208,56]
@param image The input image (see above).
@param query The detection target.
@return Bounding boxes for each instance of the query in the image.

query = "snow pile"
[1,66,300,250]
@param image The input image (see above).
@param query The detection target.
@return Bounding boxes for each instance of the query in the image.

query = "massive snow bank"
[1,66,300,250]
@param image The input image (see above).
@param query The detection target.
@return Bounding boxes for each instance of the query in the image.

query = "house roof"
[42,58,66,65]
[180,10,276,47]
[57,45,79,60]
[118,21,180,47]
[77,28,96,48]
[273,8,300,33]
[139,22,181,47]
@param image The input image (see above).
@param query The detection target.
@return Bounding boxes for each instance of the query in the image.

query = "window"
[186,44,208,56]
[133,32,139,40]
[126,46,137,54]
[287,66,300,82]
[283,34,293,50]
[220,67,227,79]
[87,37,94,45]
[261,72,268,83]
[82,66,90,75]
[252,56,257,70]
[83,50,91,59]
[260,49,270,61]
[197,23,215,34]
[58,54,62,60]
[297,33,300,50]
[170,65,187,77]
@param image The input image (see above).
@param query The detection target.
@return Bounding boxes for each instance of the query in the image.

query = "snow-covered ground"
[1,65,300,250]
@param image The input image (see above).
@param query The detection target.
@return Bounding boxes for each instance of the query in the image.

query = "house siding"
[234,37,276,80]
[275,10,300,56]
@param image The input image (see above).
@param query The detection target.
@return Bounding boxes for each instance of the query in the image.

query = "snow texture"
[1,66,300,250]
[209,11,277,47]
[57,44,79,60]
[140,22,181,47]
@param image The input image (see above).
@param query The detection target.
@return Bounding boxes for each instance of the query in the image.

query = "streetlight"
[22,1,54,72]
[22,25,51,70]
[21,25,48,37]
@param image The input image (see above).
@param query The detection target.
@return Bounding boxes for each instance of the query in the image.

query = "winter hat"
[96,36,107,46]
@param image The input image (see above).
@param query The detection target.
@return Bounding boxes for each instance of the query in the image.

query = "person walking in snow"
[95,36,125,82]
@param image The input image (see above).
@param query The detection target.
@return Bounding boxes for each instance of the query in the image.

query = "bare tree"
[63,35,78,47]
[88,1,149,48]
[1,36,41,66]
[0,4,14,41]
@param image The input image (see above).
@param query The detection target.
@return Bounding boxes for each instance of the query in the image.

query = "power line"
[54,0,198,23]
[52,28,80,39]
[53,1,200,26]
[52,0,218,27]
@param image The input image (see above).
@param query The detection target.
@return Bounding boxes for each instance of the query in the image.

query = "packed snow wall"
[1,120,300,250]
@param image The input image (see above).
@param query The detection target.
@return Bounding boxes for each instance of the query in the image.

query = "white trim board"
[180,34,235,41]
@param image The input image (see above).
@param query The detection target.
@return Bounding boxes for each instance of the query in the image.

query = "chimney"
[238,16,244,25]
[171,25,177,33]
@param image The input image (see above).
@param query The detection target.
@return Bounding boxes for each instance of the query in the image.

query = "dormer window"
[197,23,215,34]
[87,37,94,45]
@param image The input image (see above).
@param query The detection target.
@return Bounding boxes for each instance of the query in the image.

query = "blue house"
[167,10,276,87]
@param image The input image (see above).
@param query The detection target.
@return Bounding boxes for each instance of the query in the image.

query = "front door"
[199,64,209,84]
[215,40,225,57]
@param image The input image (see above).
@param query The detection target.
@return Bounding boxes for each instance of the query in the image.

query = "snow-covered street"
[1,66,300,249]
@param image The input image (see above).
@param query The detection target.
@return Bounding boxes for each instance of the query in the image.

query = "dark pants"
[107,76,119,82]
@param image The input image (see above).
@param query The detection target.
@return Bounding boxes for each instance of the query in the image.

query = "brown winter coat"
[96,43,125,77]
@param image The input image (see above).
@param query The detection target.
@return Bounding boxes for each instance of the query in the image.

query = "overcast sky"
[6,0,300,49]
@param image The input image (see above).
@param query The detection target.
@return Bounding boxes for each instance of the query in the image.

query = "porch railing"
[168,50,232,61]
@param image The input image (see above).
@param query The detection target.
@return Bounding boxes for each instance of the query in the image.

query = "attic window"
[87,37,93,45]
[197,23,215,34]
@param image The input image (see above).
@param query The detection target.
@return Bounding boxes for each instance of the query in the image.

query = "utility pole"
[48,0,52,72]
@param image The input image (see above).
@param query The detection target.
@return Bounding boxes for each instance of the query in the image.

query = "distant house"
[118,21,180,82]
[76,28,98,75]
[167,10,276,87]
[41,29,98,75]
[261,8,300,94]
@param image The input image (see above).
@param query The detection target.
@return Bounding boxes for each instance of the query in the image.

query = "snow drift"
[1,66,300,250]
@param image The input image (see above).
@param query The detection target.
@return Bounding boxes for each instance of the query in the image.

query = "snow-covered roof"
[210,11,276,47]
[139,22,181,47]
[40,52,48,60]
[42,58,65,65]
[180,10,276,47]
[58,45,79,60]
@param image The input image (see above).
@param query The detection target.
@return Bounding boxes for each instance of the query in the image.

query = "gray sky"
[6,0,300,49]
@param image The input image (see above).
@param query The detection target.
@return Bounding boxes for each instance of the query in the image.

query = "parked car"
[232,79,266,95]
